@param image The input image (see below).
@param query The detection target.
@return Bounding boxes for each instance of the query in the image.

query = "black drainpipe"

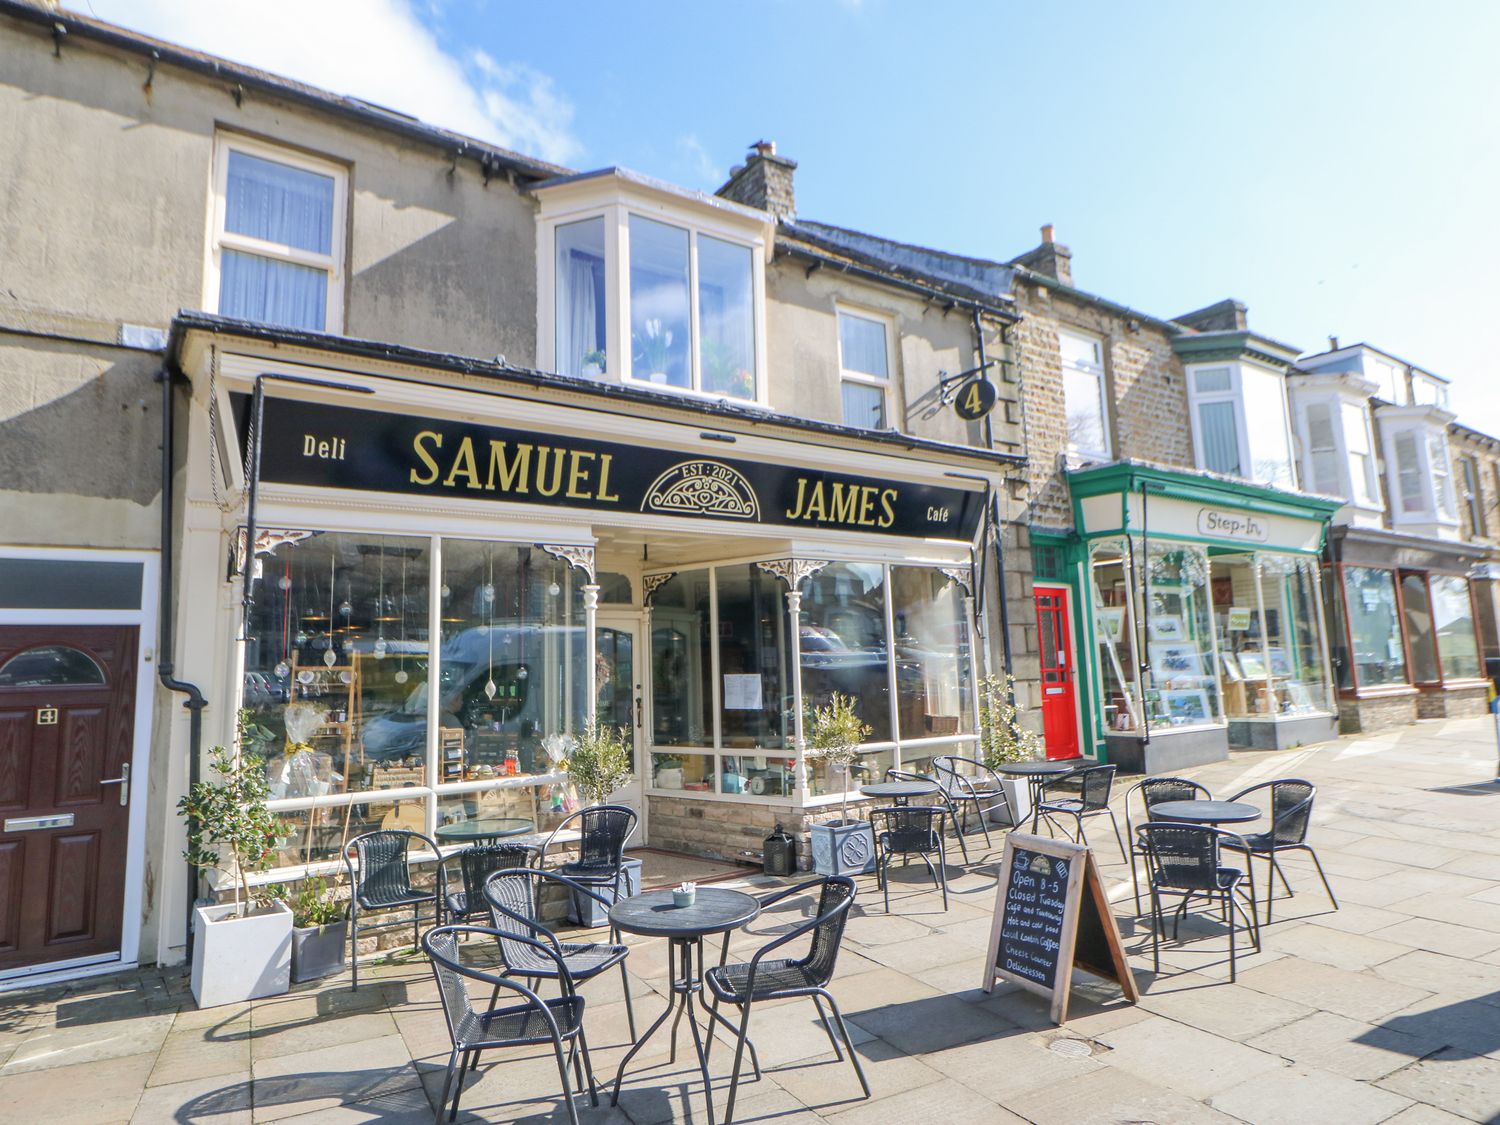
[156,365,208,960]
[971,310,1016,686]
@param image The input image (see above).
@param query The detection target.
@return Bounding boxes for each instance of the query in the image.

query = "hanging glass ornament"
[440,584,451,599]
[481,583,495,604]
[548,582,561,597]
[323,647,337,668]
[373,637,389,659]
[338,600,353,617]
[394,668,409,684]
[517,666,529,680]
[295,630,308,645]
[484,678,497,700]
[274,660,291,679]
[277,575,292,591]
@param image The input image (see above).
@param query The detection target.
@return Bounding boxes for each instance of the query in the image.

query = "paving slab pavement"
[3,715,1500,1121]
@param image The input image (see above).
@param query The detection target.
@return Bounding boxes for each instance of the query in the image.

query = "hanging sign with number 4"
[954,377,997,421]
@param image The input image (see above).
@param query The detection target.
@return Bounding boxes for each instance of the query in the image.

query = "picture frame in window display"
[1149,642,1203,683]
[1148,614,1185,641]
[1266,646,1292,678]
[1226,606,1253,632]
[1162,689,1212,726]
[1236,650,1268,679]
[1284,682,1315,713]
[1095,606,1126,642]
[1218,652,1244,683]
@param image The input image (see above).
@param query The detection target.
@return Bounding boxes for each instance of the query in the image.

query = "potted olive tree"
[806,693,877,876]
[180,712,294,1008]
[289,877,348,983]
[562,718,642,924]
[979,673,1045,826]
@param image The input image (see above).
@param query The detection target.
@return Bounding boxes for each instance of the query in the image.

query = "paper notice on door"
[722,674,763,711]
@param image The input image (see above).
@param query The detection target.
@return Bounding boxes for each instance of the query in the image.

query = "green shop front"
[1038,463,1342,774]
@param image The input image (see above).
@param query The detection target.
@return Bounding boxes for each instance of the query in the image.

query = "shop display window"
[715,564,790,751]
[1401,573,1441,683]
[1089,540,1142,733]
[1144,543,1221,729]
[891,565,975,741]
[1341,567,1407,687]
[1212,553,1331,718]
[649,569,712,748]
[1431,575,1482,680]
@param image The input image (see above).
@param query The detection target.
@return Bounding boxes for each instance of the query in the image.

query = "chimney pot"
[1041,223,1055,244]
[716,140,796,219]
[1328,335,1340,351]
[752,140,776,157]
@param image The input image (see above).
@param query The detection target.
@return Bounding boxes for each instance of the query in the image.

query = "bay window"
[1431,575,1481,680]
[1379,409,1460,535]
[211,135,346,333]
[539,177,768,401]
[1187,363,1296,490]
[1341,566,1406,687]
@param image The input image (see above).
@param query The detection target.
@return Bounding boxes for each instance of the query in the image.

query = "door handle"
[634,694,643,730]
[100,763,130,807]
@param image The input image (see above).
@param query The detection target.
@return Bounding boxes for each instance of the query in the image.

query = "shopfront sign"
[1078,493,1325,553]
[248,397,984,540]
[1195,507,1268,543]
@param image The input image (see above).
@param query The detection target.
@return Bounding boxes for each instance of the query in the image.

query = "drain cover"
[1047,1038,1093,1058]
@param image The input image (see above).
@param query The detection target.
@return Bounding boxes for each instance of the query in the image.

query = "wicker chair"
[870,805,949,912]
[423,924,596,1125]
[538,804,638,905]
[344,829,440,991]
[1034,764,1127,862]
[1124,777,1214,913]
[437,842,539,926]
[482,867,636,1041]
[1136,822,1260,982]
[1221,779,1337,923]
[705,877,869,1125]
[931,755,1016,859]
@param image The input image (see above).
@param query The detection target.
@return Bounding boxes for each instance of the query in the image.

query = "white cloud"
[79,0,582,165]
[675,134,724,189]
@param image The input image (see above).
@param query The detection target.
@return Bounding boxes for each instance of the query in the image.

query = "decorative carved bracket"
[230,527,319,577]
[940,564,974,594]
[755,558,830,590]
[641,572,677,605]
[539,543,595,582]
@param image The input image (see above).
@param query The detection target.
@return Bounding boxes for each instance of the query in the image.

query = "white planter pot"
[986,778,1033,828]
[192,899,293,1008]
[657,767,684,790]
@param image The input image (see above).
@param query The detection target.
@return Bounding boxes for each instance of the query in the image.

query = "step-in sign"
[953,377,997,421]
[982,833,1138,1023]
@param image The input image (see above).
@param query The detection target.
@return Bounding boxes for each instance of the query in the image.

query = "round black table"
[860,779,939,805]
[1150,799,1261,825]
[991,759,1091,778]
[433,817,535,844]
[609,888,762,1124]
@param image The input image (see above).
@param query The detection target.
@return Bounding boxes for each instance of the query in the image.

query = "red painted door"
[0,626,136,972]
[1034,587,1080,760]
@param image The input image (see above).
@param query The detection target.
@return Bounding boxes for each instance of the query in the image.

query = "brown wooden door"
[0,626,136,972]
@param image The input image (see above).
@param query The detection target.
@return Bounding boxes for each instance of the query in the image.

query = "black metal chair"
[437,842,539,926]
[1136,822,1260,982]
[483,867,636,1042]
[931,755,1017,860]
[885,767,970,861]
[704,876,869,1125]
[1034,764,1127,862]
[423,924,597,1125]
[345,829,441,991]
[1221,778,1337,924]
[1125,777,1214,913]
[870,805,949,912]
[539,804,638,905]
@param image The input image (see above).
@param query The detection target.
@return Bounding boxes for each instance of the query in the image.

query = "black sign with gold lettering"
[245,397,984,540]
[953,377,997,421]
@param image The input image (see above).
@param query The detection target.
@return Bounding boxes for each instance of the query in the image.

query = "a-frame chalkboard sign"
[982,833,1138,1023]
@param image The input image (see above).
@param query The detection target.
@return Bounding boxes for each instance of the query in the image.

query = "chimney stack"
[716,139,797,219]
[1328,335,1340,351]
[1009,223,1073,287]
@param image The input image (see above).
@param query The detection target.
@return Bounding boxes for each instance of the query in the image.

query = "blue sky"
[89,0,1500,435]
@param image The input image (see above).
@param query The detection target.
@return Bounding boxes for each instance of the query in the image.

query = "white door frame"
[595,609,648,845]
[0,547,159,986]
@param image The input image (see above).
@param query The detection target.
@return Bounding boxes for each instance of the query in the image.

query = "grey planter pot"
[566,858,643,927]
[810,819,877,876]
[291,920,349,983]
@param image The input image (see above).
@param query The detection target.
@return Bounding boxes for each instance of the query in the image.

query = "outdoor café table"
[609,887,762,1123]
[1149,799,1261,825]
[860,779,940,805]
[432,817,535,845]
[993,758,1093,806]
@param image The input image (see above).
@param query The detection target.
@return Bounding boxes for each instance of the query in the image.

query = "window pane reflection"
[799,562,891,743]
[716,564,788,751]
[698,235,755,399]
[629,215,690,387]
[650,570,711,746]
[891,567,973,738]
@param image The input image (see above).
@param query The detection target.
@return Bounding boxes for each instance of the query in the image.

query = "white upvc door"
[594,612,647,844]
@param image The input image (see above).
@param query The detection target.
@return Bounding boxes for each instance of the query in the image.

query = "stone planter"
[191,899,292,1008]
[291,919,349,983]
[809,819,876,876]
[566,857,643,927]
[986,778,1033,828]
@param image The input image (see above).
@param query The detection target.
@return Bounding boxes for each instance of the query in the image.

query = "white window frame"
[836,304,896,430]
[536,191,769,405]
[1298,397,1345,498]
[1186,364,1246,477]
[1058,327,1111,460]
[205,133,348,333]
[1460,455,1486,535]
[1378,409,1461,535]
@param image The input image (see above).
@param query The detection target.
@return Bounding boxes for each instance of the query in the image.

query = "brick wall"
[1338,693,1417,733]
[1449,428,1500,547]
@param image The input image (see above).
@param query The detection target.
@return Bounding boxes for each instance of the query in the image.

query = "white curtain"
[219,250,328,331]
[225,151,334,253]
[1197,401,1241,476]
[559,254,599,376]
